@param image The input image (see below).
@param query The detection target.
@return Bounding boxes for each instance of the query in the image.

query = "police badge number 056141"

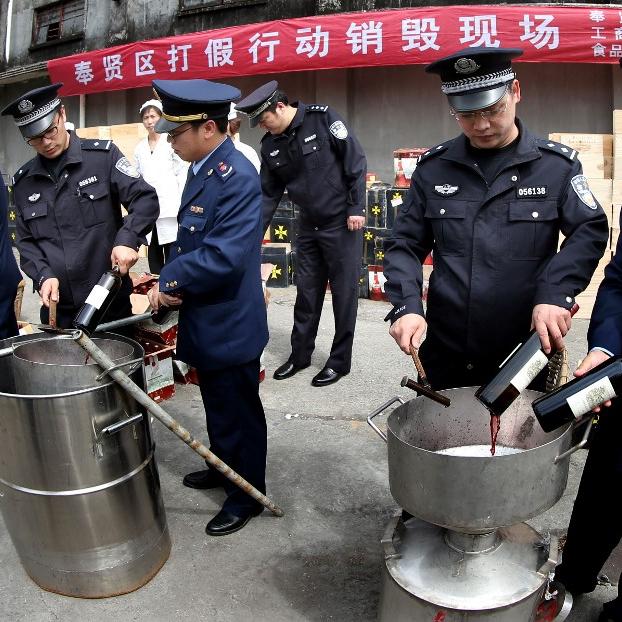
[115,157,141,179]
[329,120,348,140]
[571,174,597,210]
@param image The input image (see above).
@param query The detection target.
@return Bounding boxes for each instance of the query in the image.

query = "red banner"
[48,5,622,96]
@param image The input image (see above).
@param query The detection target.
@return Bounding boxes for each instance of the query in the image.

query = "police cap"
[1,83,63,138]
[426,48,523,112]
[152,79,241,134]
[235,81,280,127]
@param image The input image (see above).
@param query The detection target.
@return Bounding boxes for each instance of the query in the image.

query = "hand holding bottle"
[574,349,612,412]
[531,303,574,354]
[110,245,139,276]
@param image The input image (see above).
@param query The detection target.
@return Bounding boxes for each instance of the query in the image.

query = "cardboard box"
[578,154,608,179]
[140,338,176,402]
[613,204,621,229]
[588,178,613,209]
[136,310,178,346]
[614,110,622,135]
[573,294,597,320]
[393,148,427,186]
[612,227,620,253]
[368,265,389,302]
[549,133,613,156]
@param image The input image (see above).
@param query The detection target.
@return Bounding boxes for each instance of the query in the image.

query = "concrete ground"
[0,258,618,621]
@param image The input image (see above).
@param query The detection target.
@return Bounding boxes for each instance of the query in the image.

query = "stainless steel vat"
[368,389,573,533]
[0,333,171,598]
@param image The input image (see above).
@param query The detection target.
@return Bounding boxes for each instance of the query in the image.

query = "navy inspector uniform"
[149,79,268,536]
[554,220,622,621]
[384,48,609,390]
[0,174,21,339]
[2,83,159,328]
[236,81,367,387]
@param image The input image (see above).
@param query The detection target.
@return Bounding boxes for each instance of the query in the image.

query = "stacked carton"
[549,132,615,320]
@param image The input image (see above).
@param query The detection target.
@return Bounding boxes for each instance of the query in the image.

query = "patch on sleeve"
[329,120,348,140]
[115,157,140,178]
[571,174,597,209]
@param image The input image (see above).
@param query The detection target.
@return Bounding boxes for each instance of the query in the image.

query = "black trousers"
[555,403,622,613]
[148,227,171,275]
[197,358,266,514]
[290,225,362,374]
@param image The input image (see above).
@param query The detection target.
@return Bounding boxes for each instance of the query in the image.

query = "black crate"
[269,216,298,246]
[366,185,391,229]
[358,264,369,299]
[7,223,17,247]
[363,227,387,266]
[261,246,290,288]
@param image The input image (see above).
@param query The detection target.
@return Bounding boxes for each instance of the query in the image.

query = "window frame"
[30,0,86,50]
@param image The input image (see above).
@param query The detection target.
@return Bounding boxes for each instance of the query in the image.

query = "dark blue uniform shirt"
[384,119,609,382]
[0,174,21,338]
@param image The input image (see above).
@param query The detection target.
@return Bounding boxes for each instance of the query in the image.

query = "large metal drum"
[0,332,171,598]
[369,388,573,533]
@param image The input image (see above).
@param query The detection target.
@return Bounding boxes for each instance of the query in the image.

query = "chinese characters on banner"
[48,5,622,96]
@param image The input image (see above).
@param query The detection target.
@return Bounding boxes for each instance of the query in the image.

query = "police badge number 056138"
[571,174,597,210]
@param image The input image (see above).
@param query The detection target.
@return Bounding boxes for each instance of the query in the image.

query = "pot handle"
[553,416,594,464]
[367,396,406,443]
[100,412,144,435]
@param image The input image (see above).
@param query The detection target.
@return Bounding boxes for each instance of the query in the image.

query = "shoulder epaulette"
[214,161,235,181]
[536,138,577,162]
[12,160,33,184]
[417,143,447,164]
[307,105,328,113]
[80,138,112,151]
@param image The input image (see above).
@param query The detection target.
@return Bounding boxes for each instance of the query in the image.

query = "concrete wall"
[1,61,618,183]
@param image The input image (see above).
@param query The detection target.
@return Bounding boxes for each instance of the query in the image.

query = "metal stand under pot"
[368,388,581,622]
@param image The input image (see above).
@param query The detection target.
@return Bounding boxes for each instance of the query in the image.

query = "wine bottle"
[474,303,579,416]
[73,266,122,334]
[532,356,622,432]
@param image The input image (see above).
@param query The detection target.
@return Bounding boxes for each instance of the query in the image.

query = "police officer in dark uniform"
[235,81,367,387]
[1,84,159,328]
[147,79,269,536]
[0,174,21,339]
[553,229,622,621]
[384,48,609,390]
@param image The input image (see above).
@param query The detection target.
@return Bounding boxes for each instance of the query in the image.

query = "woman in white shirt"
[134,99,189,274]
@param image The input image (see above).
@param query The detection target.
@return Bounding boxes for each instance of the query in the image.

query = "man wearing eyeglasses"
[1,83,158,328]
[384,47,609,390]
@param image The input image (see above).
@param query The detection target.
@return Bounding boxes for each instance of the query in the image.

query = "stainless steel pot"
[368,388,574,533]
[12,335,140,394]
[0,333,171,598]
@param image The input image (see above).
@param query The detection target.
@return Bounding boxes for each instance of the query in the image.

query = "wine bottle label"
[566,377,617,418]
[84,284,109,310]
[509,350,549,393]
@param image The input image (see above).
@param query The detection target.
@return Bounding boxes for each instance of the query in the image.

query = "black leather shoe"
[205,507,263,536]
[182,469,226,490]
[311,367,346,387]
[273,360,309,380]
